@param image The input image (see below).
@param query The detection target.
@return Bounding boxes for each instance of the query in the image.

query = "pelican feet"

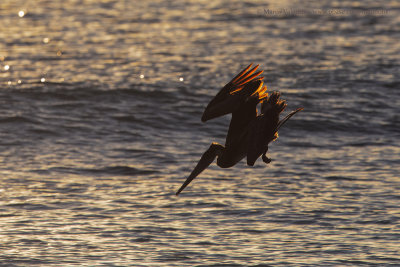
[262,152,272,164]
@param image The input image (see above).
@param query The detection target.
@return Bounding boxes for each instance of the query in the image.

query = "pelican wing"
[201,64,264,122]
[247,92,303,166]
[246,113,278,166]
[224,80,268,147]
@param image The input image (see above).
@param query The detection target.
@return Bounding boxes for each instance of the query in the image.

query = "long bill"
[176,143,223,195]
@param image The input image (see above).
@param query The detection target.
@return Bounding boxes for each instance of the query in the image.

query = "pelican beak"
[176,143,223,195]
[176,175,196,196]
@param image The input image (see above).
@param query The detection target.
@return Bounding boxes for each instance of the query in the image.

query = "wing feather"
[201,64,264,122]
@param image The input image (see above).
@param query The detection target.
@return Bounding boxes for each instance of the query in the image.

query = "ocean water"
[0,0,399,266]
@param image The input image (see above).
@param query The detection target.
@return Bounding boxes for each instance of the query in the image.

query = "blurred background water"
[0,0,399,266]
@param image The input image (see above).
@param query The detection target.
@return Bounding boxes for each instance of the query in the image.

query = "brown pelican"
[176,64,303,195]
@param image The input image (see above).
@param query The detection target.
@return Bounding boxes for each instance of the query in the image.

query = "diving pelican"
[176,64,303,195]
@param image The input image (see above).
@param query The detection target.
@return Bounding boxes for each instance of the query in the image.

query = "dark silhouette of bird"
[176,64,303,195]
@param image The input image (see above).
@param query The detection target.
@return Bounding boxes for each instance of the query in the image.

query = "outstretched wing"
[201,63,264,122]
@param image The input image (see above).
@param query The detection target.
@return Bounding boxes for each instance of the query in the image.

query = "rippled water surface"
[1,0,399,266]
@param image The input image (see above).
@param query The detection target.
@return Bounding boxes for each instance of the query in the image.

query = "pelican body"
[176,64,303,195]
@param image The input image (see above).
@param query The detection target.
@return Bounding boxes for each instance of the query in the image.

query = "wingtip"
[237,69,264,86]
[231,63,254,84]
